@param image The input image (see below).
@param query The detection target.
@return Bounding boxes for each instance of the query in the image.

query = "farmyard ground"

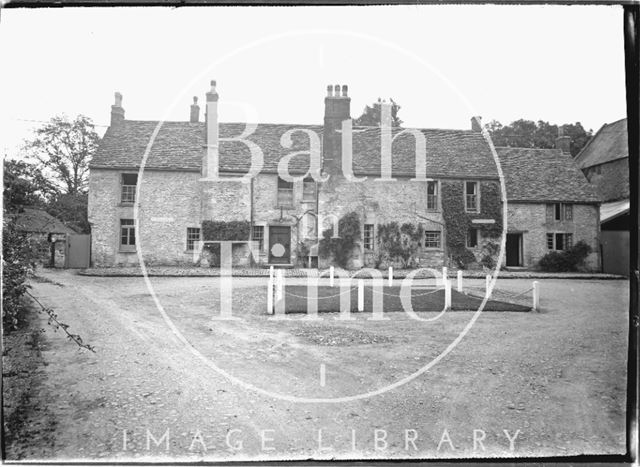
[2,269,628,461]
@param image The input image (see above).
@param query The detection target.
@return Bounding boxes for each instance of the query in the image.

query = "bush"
[377,222,424,268]
[538,240,591,272]
[449,245,477,269]
[318,212,360,268]
[480,241,500,269]
[2,220,37,330]
[201,220,251,241]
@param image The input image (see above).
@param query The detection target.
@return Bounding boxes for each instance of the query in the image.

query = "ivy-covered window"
[302,177,316,202]
[465,181,479,213]
[186,227,201,251]
[121,174,138,204]
[252,225,264,250]
[363,224,375,250]
[277,177,293,207]
[120,219,135,250]
[467,228,478,248]
[427,181,438,211]
[547,232,573,250]
[424,231,441,249]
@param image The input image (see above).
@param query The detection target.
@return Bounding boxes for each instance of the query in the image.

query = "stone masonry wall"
[318,174,445,268]
[507,202,600,270]
[584,158,628,202]
[88,169,202,266]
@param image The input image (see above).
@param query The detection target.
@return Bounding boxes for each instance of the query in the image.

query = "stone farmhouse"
[88,82,600,270]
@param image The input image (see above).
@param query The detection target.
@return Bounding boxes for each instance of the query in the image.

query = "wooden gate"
[64,234,91,268]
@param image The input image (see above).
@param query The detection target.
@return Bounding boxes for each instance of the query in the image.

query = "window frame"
[464,181,479,213]
[424,230,442,249]
[119,218,136,251]
[302,177,316,203]
[121,173,138,204]
[277,177,294,208]
[252,225,265,251]
[426,180,439,211]
[551,203,574,222]
[546,232,574,251]
[186,227,201,252]
[363,223,375,251]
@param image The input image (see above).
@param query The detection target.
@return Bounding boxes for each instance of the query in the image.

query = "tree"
[3,158,55,213]
[47,193,90,234]
[23,115,99,195]
[354,98,403,127]
[486,119,592,157]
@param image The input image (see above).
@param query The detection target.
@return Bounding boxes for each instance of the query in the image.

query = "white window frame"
[424,230,442,249]
[464,181,480,213]
[363,223,375,251]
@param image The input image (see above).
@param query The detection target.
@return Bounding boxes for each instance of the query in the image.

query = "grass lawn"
[279,284,531,313]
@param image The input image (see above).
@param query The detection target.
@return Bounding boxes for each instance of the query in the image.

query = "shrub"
[377,222,424,268]
[201,220,251,241]
[318,212,360,268]
[2,220,37,330]
[480,240,500,269]
[449,245,477,269]
[538,240,592,272]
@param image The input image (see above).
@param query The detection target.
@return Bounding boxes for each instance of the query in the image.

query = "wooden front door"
[268,226,291,264]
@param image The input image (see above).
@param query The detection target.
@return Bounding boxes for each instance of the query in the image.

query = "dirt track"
[2,269,629,461]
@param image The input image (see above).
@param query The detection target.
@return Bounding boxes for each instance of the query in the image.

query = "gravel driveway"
[3,269,628,461]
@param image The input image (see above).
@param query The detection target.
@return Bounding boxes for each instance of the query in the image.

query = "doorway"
[506,233,523,267]
[268,226,291,264]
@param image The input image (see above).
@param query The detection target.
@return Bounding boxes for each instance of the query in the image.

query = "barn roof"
[496,147,601,204]
[574,118,628,169]
[91,120,499,179]
[11,208,78,234]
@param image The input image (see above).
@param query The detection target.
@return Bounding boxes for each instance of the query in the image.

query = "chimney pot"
[207,79,219,102]
[341,85,348,97]
[327,85,333,97]
[471,116,482,132]
[334,84,340,95]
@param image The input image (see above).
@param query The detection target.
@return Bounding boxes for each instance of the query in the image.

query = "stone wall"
[88,168,202,266]
[584,158,628,202]
[318,174,446,268]
[507,202,600,270]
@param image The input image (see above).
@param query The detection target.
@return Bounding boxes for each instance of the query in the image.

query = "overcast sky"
[0,5,626,156]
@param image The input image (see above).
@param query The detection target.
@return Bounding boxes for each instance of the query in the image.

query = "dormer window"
[121,174,138,204]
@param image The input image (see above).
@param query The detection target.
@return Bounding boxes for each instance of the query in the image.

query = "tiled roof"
[91,120,499,178]
[497,147,601,203]
[351,126,497,178]
[575,118,628,169]
[11,208,78,234]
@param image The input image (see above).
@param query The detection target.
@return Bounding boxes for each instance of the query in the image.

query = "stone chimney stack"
[471,116,482,132]
[556,126,571,155]
[323,84,351,176]
[205,80,219,178]
[111,92,125,126]
[190,96,200,123]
